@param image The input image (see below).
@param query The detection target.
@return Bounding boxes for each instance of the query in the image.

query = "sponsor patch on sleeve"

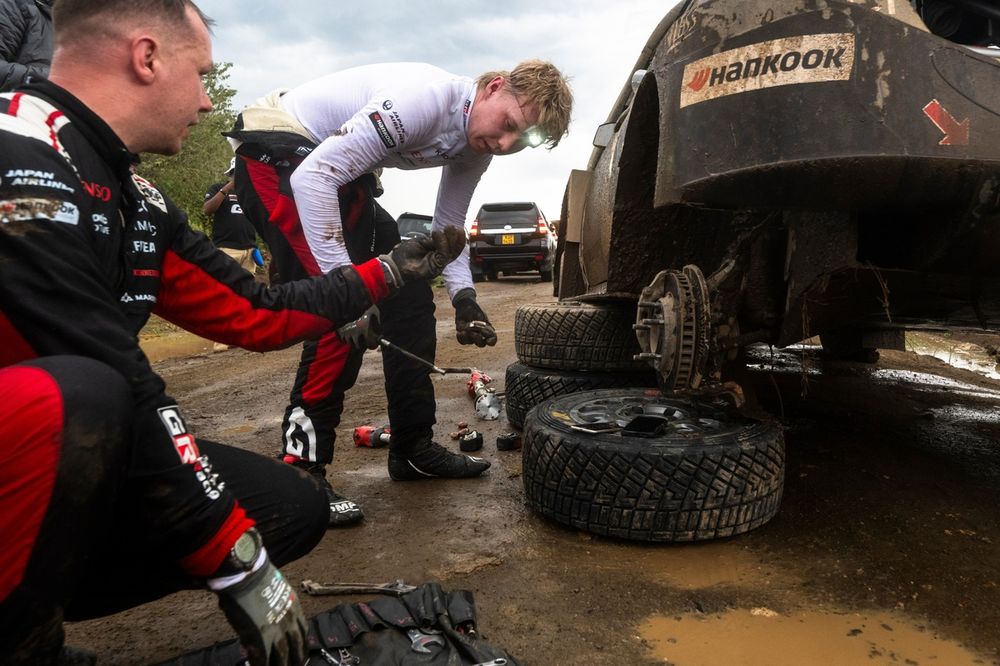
[158,405,201,464]
[0,197,79,226]
[369,111,397,149]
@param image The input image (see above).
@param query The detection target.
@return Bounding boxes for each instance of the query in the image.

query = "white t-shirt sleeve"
[435,156,492,301]
[290,102,402,273]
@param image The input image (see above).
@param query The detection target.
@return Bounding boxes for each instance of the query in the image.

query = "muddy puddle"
[139,332,219,364]
[639,608,990,665]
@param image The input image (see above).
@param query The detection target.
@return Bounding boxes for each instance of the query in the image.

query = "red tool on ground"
[467,370,501,420]
[353,425,391,448]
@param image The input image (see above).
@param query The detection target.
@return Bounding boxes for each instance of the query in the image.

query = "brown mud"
[68,278,1000,665]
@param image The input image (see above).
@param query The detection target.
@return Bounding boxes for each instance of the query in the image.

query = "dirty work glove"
[453,287,497,347]
[336,304,382,350]
[379,226,466,288]
[210,534,308,666]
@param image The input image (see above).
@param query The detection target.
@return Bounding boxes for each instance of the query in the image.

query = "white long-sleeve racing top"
[279,62,493,300]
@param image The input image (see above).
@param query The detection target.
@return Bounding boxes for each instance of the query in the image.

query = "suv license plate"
[501,234,515,245]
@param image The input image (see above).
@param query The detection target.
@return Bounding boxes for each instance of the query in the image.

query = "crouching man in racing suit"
[0,2,463,664]
[230,60,573,526]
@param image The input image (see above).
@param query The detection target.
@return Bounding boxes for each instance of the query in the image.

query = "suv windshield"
[397,214,432,237]
[478,204,538,229]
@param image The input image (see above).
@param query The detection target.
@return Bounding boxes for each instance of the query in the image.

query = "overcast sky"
[196,0,680,223]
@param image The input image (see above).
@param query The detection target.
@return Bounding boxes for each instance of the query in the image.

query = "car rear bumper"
[471,246,553,272]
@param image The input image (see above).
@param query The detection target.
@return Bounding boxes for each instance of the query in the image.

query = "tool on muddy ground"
[467,370,501,420]
[336,308,473,373]
[316,647,359,666]
[459,429,483,452]
[495,432,522,451]
[470,660,508,666]
[300,579,417,597]
[336,309,501,418]
[353,424,391,448]
[406,628,445,654]
[376,335,477,374]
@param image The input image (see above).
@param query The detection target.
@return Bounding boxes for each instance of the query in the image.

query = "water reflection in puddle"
[639,609,989,665]
[907,334,1000,381]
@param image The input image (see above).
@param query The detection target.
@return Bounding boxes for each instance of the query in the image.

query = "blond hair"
[477,59,572,149]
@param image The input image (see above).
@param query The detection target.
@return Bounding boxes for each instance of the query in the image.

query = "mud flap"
[154,582,518,665]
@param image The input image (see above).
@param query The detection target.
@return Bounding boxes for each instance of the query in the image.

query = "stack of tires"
[508,301,786,543]
[505,300,657,429]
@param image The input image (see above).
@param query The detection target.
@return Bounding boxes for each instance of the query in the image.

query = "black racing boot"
[388,438,491,481]
[286,457,364,527]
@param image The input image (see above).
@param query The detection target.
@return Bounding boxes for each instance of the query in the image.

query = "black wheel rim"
[566,392,742,436]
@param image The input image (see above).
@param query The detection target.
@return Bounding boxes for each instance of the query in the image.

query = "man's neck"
[48,68,141,153]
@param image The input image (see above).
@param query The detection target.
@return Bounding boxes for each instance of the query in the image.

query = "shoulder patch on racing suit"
[131,173,168,213]
[0,93,77,178]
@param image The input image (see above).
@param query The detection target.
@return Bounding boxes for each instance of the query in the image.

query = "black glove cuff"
[452,287,477,307]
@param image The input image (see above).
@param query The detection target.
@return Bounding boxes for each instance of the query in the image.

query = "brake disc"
[634,264,712,391]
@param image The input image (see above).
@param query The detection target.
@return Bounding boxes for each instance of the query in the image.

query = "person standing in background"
[0,0,53,92]
[204,158,259,275]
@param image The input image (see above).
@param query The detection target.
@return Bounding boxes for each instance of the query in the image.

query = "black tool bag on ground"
[156,582,519,665]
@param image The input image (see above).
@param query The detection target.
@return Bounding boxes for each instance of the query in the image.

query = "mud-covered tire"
[522,389,785,542]
[504,362,657,429]
[514,301,648,372]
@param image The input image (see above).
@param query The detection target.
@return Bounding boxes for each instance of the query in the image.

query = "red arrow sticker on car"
[922,99,970,146]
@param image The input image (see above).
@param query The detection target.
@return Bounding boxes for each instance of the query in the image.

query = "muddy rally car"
[508,0,1000,543]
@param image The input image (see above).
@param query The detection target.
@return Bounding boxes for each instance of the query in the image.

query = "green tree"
[137,62,237,233]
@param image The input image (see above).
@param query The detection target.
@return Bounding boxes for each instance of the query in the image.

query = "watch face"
[232,531,259,567]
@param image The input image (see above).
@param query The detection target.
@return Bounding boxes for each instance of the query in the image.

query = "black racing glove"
[336,304,382,351]
[212,541,308,666]
[379,227,465,287]
[453,287,497,347]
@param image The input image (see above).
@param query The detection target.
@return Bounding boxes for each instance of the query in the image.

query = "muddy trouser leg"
[279,178,390,463]
[0,357,131,664]
[233,154,345,464]
[282,334,364,464]
[380,282,437,448]
[367,202,438,449]
[61,438,328,622]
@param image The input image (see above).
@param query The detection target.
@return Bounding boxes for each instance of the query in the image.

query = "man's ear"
[487,75,505,97]
[130,36,158,84]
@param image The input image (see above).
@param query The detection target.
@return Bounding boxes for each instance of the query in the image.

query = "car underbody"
[556,0,1000,392]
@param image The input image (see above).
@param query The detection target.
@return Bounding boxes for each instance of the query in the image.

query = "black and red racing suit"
[0,80,390,649]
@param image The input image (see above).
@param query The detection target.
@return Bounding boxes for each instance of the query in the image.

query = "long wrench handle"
[378,338,473,375]
[378,338,445,374]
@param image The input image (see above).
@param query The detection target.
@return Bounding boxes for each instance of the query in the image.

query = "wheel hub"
[634,265,712,391]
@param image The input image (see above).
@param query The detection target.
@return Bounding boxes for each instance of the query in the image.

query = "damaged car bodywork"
[557,0,1000,391]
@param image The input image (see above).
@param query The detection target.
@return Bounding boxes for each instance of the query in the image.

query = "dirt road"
[67,278,1000,665]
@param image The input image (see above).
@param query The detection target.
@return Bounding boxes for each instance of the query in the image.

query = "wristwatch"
[225,528,263,572]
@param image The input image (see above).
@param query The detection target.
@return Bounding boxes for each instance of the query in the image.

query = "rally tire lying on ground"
[514,301,649,372]
[504,362,658,429]
[522,389,785,542]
